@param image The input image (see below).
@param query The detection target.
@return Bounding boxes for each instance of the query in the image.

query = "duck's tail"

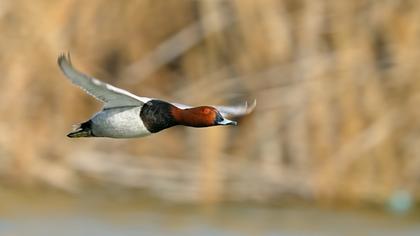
[67,120,94,138]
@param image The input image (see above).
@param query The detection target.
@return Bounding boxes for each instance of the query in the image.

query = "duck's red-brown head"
[174,106,237,127]
[140,100,237,133]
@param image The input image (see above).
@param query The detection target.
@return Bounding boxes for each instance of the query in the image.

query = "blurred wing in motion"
[57,53,150,109]
[214,100,256,118]
[172,99,256,118]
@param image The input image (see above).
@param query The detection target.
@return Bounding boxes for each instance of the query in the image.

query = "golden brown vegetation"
[0,0,419,205]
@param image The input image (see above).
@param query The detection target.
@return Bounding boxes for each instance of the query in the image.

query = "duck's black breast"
[140,100,177,133]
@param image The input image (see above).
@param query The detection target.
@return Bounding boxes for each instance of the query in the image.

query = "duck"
[57,53,256,138]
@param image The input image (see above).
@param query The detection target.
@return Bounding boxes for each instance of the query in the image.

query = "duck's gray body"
[90,107,150,138]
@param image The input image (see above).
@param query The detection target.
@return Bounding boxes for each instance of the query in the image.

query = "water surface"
[0,191,418,236]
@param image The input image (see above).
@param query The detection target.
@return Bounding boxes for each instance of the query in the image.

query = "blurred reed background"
[0,0,419,209]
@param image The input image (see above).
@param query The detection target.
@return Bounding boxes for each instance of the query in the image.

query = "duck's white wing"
[171,99,256,118]
[58,54,150,109]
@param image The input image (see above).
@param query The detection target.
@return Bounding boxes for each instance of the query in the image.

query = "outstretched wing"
[171,99,256,118]
[57,53,150,109]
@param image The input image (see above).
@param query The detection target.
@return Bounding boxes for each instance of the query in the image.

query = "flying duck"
[57,54,256,138]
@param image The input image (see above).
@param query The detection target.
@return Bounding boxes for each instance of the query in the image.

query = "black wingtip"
[57,52,72,66]
[67,52,72,64]
[57,53,64,65]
